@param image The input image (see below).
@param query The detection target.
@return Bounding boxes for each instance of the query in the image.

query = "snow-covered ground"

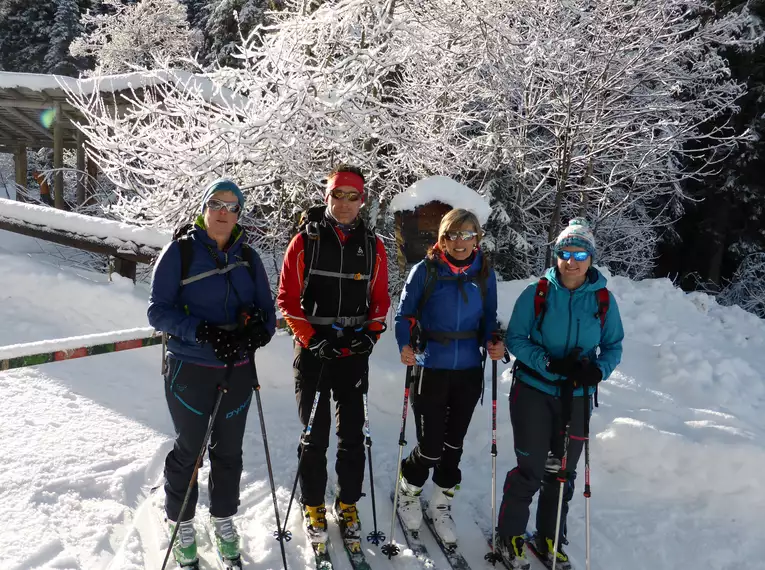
[1,227,764,570]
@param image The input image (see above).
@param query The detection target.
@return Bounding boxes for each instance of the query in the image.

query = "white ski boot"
[427,484,458,545]
[396,475,423,531]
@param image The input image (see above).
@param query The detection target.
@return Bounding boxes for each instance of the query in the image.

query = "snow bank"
[0,198,170,251]
[389,176,492,225]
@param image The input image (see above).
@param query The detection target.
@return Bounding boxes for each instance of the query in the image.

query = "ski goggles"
[445,230,479,241]
[206,198,242,214]
[329,188,363,202]
[557,250,591,262]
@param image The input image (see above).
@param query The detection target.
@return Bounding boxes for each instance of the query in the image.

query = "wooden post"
[13,144,27,202]
[113,257,137,282]
[86,155,98,207]
[53,104,65,209]
[76,130,86,206]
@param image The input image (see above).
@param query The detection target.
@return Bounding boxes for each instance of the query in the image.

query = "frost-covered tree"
[0,0,55,73]
[70,0,198,74]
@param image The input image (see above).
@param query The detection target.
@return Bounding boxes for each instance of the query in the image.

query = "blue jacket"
[395,250,498,370]
[147,220,276,366]
[507,266,624,397]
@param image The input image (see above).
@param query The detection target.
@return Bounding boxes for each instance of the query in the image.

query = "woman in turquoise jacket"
[495,219,624,570]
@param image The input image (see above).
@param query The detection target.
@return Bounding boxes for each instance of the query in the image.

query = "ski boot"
[427,484,457,546]
[167,519,199,568]
[303,503,328,549]
[496,534,531,570]
[333,497,362,552]
[210,515,242,568]
[535,535,572,570]
[396,475,423,532]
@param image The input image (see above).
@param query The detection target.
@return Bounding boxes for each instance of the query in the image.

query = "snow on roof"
[0,69,246,109]
[389,176,492,225]
[0,198,170,251]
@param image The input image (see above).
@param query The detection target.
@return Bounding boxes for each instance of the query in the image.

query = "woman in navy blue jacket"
[495,219,624,570]
[147,179,276,568]
[394,208,505,547]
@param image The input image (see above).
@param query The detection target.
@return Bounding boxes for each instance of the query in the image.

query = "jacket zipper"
[333,227,344,319]
[224,251,231,322]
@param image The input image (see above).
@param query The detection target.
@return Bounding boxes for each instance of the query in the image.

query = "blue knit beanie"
[554,218,596,261]
[200,178,245,213]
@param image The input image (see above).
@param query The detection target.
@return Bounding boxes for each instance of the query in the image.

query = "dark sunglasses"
[445,230,478,241]
[557,250,591,262]
[330,189,362,202]
[207,198,241,214]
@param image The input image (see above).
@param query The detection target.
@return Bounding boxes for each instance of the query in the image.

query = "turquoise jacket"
[506,266,624,397]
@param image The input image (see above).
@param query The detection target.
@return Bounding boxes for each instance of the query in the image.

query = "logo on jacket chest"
[357,246,364,256]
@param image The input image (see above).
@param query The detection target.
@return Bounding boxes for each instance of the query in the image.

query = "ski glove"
[573,361,603,388]
[196,322,240,365]
[242,323,272,352]
[546,348,583,378]
[349,332,376,355]
[308,336,342,361]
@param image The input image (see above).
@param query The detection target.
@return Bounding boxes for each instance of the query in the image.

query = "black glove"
[308,335,342,361]
[573,361,602,388]
[196,322,240,364]
[546,349,583,377]
[242,322,271,352]
[349,331,376,355]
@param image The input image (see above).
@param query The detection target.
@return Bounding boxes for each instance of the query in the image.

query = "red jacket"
[277,226,390,347]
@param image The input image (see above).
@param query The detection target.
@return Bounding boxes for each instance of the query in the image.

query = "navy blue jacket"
[395,249,498,370]
[148,221,276,366]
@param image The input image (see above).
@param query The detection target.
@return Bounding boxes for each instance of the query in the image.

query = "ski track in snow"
[1,229,764,569]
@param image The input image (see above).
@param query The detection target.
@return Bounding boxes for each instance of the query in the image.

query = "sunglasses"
[207,198,241,214]
[557,250,591,262]
[330,189,362,202]
[445,230,479,241]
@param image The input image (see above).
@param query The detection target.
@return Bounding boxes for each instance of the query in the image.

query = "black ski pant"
[401,366,483,489]
[497,380,590,542]
[163,357,255,522]
[294,344,369,507]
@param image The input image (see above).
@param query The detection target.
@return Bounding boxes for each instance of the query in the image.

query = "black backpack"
[172,223,259,286]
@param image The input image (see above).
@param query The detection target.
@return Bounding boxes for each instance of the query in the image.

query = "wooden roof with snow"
[0,70,245,153]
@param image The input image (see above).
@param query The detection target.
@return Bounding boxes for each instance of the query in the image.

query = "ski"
[149,487,203,570]
[420,498,472,570]
[478,524,538,570]
[327,498,372,570]
[310,539,333,570]
[389,491,436,568]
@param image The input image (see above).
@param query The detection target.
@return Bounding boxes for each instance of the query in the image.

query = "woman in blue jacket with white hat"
[394,208,506,547]
[148,179,276,569]
[495,218,624,570]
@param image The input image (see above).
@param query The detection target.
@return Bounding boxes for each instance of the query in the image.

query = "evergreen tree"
[45,0,83,75]
[0,0,56,73]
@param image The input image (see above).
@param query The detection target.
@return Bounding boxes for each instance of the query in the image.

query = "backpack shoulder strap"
[241,243,260,284]
[416,259,440,320]
[534,277,550,332]
[173,223,195,284]
[594,287,610,328]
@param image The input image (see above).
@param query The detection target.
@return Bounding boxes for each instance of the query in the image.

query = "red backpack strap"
[534,278,550,332]
[594,287,610,328]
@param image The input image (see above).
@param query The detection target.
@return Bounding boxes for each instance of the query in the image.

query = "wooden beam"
[54,104,65,209]
[3,106,54,140]
[0,113,35,142]
[76,130,86,206]
[14,144,27,201]
[0,217,157,264]
[0,98,78,112]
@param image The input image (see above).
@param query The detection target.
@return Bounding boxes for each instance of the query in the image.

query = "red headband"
[326,171,364,195]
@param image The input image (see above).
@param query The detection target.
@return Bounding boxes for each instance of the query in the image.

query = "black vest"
[299,207,377,329]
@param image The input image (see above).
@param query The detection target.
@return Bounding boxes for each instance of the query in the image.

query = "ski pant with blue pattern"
[163,356,254,522]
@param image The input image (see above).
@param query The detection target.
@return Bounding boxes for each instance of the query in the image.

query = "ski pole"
[381,363,418,558]
[249,353,288,570]
[278,364,325,544]
[485,330,502,565]
[363,392,385,545]
[551,378,575,570]
[161,364,233,570]
[583,383,592,570]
